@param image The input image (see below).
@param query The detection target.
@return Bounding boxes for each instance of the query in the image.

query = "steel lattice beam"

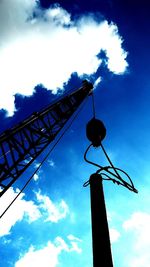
[0,80,93,197]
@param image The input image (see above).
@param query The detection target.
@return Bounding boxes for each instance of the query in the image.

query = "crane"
[0,79,138,267]
[0,80,93,198]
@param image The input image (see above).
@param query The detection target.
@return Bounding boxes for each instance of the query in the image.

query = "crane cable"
[0,96,89,219]
[91,89,96,118]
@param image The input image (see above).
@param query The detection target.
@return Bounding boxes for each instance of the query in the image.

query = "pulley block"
[86,117,106,147]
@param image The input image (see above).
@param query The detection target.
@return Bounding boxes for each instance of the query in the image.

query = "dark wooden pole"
[89,173,113,267]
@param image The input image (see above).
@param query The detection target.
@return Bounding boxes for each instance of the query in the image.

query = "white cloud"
[2,237,12,244]
[109,228,120,243]
[67,234,82,242]
[67,234,82,253]
[0,187,41,237]
[33,173,39,181]
[44,4,71,26]
[15,236,82,267]
[15,241,59,267]
[93,76,102,88]
[123,211,150,267]
[47,159,55,167]
[33,162,41,169]
[0,0,128,115]
[32,161,43,181]
[36,192,69,222]
[0,188,70,236]
[106,211,120,243]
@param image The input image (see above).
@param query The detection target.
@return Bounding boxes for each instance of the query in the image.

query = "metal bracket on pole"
[89,173,113,267]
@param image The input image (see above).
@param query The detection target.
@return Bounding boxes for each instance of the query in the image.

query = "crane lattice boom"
[0,80,93,197]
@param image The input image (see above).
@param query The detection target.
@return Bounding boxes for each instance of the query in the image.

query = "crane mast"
[0,80,93,197]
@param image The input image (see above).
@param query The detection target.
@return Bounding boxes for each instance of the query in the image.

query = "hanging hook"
[84,143,104,169]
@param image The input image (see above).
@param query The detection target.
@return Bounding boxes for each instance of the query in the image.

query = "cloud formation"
[123,211,150,267]
[0,188,69,237]
[109,228,120,243]
[15,235,82,267]
[0,0,128,115]
[36,191,69,222]
[0,187,41,237]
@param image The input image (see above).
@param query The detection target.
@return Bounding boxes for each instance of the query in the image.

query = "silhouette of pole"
[89,173,113,267]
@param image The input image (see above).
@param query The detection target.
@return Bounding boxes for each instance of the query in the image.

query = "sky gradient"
[0,1,150,267]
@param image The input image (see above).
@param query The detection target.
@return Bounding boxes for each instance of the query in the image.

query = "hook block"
[86,118,106,147]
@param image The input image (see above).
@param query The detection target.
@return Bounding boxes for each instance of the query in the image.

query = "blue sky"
[0,0,150,266]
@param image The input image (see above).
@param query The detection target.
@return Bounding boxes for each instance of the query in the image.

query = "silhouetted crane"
[0,80,93,197]
[0,79,138,267]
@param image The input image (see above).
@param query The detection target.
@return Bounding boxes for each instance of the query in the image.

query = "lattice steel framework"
[0,80,93,197]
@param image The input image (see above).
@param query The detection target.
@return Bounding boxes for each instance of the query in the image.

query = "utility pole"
[85,117,113,266]
[85,117,137,266]
[89,173,113,267]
